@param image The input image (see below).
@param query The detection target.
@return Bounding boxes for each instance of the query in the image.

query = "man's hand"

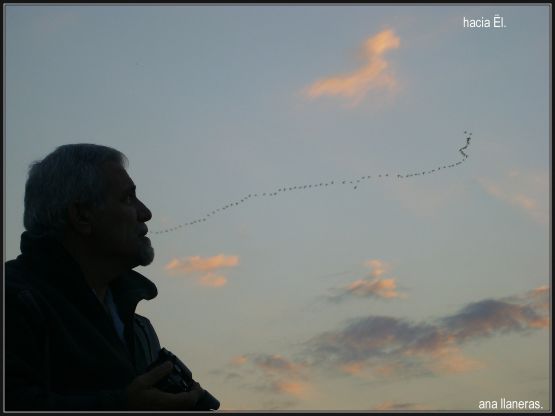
[125,361,205,410]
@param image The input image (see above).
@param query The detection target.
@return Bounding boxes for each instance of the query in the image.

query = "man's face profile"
[88,161,154,268]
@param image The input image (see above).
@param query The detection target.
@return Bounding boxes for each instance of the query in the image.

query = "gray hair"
[23,143,128,238]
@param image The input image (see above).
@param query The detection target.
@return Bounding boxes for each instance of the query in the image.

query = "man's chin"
[137,244,155,266]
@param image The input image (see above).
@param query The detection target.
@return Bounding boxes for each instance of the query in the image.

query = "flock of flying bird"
[152,132,472,235]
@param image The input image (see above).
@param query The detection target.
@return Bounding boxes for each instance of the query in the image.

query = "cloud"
[199,273,228,288]
[428,347,484,375]
[230,355,248,366]
[165,254,239,273]
[273,381,311,398]
[340,362,365,375]
[303,29,400,106]
[350,277,401,298]
[327,259,405,302]
[523,285,549,313]
[217,287,548,406]
[441,297,549,342]
[373,401,431,410]
[164,254,239,287]
[477,170,549,225]
[305,286,548,378]
[251,354,306,377]
[222,353,313,401]
[365,259,391,277]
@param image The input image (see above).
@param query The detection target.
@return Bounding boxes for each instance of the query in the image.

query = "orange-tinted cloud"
[340,362,365,375]
[345,277,402,299]
[164,254,239,288]
[228,353,313,401]
[253,354,305,376]
[373,363,401,378]
[328,259,405,301]
[274,380,311,398]
[230,355,248,366]
[303,29,400,106]
[199,273,228,288]
[364,259,391,277]
[429,347,484,374]
[477,170,548,225]
[165,254,239,273]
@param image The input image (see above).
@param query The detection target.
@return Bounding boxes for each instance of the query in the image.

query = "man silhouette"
[5,144,206,410]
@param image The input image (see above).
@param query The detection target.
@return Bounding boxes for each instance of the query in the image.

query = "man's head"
[24,144,154,268]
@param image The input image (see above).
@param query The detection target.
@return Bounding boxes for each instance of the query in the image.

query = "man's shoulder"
[5,257,35,291]
[5,258,50,325]
[133,312,161,363]
[133,313,157,334]
[5,257,51,309]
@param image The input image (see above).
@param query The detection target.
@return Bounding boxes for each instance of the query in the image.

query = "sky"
[3,4,551,412]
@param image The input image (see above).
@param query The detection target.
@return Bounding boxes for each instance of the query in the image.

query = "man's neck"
[80,263,117,304]
[61,236,125,304]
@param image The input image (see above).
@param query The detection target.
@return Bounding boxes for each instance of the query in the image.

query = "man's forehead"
[102,161,135,191]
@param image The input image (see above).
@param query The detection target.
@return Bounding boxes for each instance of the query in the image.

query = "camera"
[147,348,220,411]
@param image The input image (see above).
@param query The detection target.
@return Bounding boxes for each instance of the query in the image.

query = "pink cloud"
[230,355,248,366]
[328,259,405,301]
[165,254,239,273]
[273,380,311,398]
[303,29,400,106]
[364,259,391,277]
[164,254,239,288]
[199,273,228,288]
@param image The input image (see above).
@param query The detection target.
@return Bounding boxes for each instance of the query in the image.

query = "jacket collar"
[19,231,158,318]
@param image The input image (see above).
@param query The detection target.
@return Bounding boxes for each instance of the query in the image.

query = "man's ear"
[67,202,95,236]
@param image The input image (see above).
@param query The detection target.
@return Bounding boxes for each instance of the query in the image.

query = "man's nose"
[137,198,152,222]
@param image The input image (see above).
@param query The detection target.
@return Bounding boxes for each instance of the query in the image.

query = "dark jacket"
[4,231,162,411]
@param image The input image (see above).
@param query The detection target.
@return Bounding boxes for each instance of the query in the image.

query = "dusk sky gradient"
[4,4,550,411]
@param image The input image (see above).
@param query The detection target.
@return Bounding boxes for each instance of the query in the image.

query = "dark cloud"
[442,298,547,342]
[251,354,302,374]
[303,286,548,376]
[305,316,440,364]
